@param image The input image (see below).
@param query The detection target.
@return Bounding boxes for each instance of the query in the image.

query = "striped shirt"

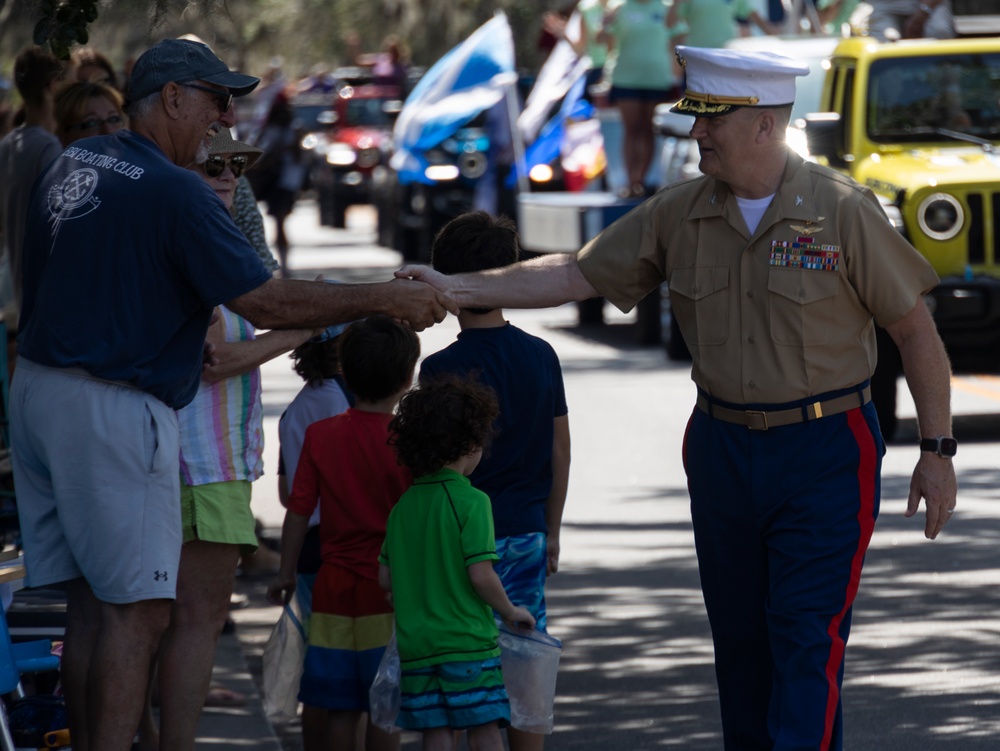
[178,305,264,485]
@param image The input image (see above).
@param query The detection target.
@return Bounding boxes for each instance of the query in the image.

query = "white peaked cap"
[670,45,810,118]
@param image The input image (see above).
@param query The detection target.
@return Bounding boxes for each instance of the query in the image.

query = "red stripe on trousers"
[820,409,878,750]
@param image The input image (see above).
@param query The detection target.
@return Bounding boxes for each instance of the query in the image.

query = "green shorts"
[180,480,258,554]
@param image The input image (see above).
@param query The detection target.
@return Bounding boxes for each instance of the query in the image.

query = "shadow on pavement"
[236,465,1000,751]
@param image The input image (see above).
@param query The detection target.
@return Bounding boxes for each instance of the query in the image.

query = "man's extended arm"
[884,300,957,540]
[226,276,455,333]
[396,252,599,311]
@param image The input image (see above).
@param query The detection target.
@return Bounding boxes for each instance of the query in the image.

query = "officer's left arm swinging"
[884,300,958,540]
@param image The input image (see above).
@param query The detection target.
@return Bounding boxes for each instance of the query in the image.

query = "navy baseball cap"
[127,38,259,103]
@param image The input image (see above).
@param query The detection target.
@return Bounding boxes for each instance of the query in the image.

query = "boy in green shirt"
[379,376,535,750]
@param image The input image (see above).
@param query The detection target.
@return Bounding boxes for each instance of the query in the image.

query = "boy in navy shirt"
[419,210,570,751]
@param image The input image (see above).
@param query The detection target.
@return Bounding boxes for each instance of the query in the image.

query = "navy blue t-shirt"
[18,130,271,409]
[419,323,568,537]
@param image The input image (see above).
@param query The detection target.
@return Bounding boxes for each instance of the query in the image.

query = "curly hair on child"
[389,375,499,479]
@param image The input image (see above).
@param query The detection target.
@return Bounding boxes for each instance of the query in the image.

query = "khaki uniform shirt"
[577,151,940,405]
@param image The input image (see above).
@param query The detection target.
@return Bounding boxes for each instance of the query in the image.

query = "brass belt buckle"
[745,410,768,430]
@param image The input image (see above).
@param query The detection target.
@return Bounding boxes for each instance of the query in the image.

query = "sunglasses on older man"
[180,82,233,115]
[204,155,249,178]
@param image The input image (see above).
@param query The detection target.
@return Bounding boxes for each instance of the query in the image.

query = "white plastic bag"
[262,598,306,722]
[498,624,562,734]
[369,632,402,733]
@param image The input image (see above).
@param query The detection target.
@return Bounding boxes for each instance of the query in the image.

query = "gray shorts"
[10,358,182,603]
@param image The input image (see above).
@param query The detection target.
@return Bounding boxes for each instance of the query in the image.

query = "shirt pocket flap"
[767,270,839,305]
[669,266,729,302]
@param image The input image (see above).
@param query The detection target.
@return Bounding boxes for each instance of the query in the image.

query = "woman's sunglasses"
[69,114,124,132]
[204,155,249,178]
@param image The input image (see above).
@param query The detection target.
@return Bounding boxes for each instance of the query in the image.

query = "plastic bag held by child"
[262,598,307,722]
[369,631,402,733]
[498,623,563,734]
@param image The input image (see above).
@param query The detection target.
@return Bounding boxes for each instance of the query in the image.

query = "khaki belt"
[696,386,871,431]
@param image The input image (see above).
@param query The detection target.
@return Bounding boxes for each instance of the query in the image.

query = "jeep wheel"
[372,183,395,249]
[399,226,432,263]
[330,198,347,229]
[398,226,419,261]
[317,188,333,226]
[577,298,605,326]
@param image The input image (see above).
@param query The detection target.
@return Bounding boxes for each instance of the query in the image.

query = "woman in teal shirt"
[669,0,775,50]
[602,0,685,197]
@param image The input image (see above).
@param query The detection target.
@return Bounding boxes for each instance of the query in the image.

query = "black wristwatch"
[920,436,958,458]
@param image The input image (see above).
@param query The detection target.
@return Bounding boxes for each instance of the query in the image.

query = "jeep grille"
[965,192,1000,266]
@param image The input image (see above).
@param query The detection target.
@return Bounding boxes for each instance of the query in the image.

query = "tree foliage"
[1,0,551,80]
[31,0,100,59]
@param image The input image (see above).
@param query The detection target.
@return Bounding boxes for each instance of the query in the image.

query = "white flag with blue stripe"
[390,13,517,184]
[518,10,590,144]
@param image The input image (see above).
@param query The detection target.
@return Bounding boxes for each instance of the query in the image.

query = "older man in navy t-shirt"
[13,38,452,751]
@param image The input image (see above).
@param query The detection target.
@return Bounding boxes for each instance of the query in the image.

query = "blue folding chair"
[0,605,61,751]
[0,316,13,522]
[0,317,8,451]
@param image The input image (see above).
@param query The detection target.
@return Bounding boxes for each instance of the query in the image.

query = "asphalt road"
[234,199,1000,750]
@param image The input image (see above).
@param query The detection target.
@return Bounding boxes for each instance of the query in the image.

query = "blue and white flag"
[505,70,591,188]
[518,10,590,144]
[390,14,517,185]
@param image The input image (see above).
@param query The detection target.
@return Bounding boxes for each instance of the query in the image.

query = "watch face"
[939,437,958,457]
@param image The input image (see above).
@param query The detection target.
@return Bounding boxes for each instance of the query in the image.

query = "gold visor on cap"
[672,45,806,118]
[670,91,760,117]
[685,91,761,107]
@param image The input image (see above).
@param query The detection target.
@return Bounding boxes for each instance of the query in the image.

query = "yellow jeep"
[802,36,1000,438]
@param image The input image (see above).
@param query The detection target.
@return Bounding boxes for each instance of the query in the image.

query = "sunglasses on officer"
[203,155,249,178]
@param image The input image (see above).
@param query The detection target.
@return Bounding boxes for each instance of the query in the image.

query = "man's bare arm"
[226,277,456,332]
[396,252,599,311]
[884,300,957,540]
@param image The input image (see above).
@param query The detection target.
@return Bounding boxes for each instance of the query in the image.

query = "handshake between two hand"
[387,265,460,332]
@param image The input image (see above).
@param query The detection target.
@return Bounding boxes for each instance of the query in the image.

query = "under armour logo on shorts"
[154,570,169,581]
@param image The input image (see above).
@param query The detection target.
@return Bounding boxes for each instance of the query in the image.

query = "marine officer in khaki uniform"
[397,45,957,751]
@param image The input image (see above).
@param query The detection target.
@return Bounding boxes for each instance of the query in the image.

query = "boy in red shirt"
[268,315,419,751]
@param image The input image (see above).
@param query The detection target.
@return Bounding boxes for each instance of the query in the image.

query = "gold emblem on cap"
[678,100,733,115]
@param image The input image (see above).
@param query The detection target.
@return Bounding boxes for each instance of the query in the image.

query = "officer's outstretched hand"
[395,265,453,294]
[905,454,958,540]
[384,276,457,330]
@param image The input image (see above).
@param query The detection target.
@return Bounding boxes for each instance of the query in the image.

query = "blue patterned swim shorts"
[494,532,548,632]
